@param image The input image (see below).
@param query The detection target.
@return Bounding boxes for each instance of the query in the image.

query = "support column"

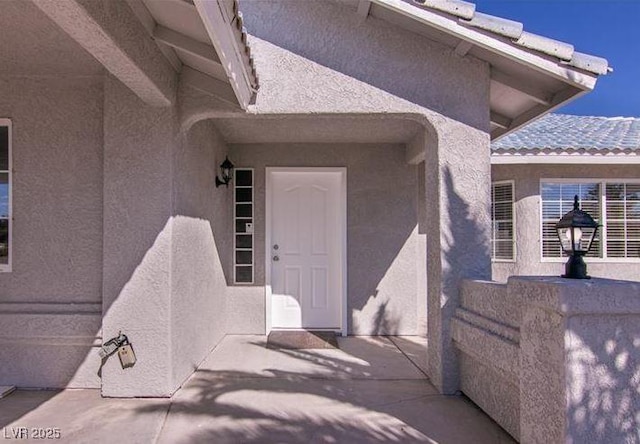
[101,76,178,397]
[425,122,492,394]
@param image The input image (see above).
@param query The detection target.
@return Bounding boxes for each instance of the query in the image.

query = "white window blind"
[541,180,640,261]
[491,181,514,261]
[541,182,601,259]
[605,183,640,259]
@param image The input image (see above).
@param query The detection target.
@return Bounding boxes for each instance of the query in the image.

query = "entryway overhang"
[335,0,611,140]
[34,0,258,110]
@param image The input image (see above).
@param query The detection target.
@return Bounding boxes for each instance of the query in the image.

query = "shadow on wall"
[441,166,491,292]
[566,328,640,442]
[433,166,490,388]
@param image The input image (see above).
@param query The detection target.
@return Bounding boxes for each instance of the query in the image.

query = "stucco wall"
[492,164,640,282]
[220,0,493,393]
[229,142,423,335]
[0,76,104,388]
[458,276,640,442]
[170,119,232,390]
[102,78,234,397]
[454,280,521,440]
[101,76,177,396]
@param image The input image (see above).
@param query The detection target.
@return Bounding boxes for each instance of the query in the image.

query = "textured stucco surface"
[196,0,492,393]
[458,276,640,443]
[101,76,177,397]
[1,0,496,397]
[0,0,103,76]
[34,0,177,107]
[0,77,104,303]
[0,75,104,388]
[101,80,234,397]
[170,120,232,390]
[239,0,489,130]
[459,353,520,440]
[517,277,640,443]
[455,279,521,440]
[230,143,423,335]
[492,163,640,282]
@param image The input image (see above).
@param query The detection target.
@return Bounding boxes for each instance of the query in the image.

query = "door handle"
[273,244,279,250]
[272,255,279,262]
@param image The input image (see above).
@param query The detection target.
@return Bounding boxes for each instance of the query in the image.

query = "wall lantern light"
[215,156,235,188]
[555,195,599,279]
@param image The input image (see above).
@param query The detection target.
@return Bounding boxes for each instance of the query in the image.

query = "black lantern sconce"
[215,156,235,188]
[555,195,599,279]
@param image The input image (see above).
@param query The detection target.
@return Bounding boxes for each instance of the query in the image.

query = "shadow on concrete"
[0,390,59,432]
[131,338,513,444]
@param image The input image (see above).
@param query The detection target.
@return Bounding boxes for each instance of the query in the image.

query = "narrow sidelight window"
[0,119,11,272]
[234,168,254,283]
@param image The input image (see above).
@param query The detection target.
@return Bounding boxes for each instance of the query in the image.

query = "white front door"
[267,168,345,331]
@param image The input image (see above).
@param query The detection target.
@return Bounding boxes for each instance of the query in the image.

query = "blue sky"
[474,1,640,117]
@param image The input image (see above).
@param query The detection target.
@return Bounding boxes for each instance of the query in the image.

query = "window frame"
[0,118,12,273]
[539,178,640,263]
[233,168,254,284]
[491,180,516,263]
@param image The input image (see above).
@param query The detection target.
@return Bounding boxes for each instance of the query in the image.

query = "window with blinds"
[541,180,640,261]
[605,183,640,259]
[541,182,601,259]
[491,181,514,261]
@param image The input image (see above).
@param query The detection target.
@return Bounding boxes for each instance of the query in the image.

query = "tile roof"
[491,114,640,154]
[413,0,611,75]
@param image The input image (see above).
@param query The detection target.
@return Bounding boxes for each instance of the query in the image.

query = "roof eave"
[372,0,599,90]
[193,0,258,110]
[491,153,640,165]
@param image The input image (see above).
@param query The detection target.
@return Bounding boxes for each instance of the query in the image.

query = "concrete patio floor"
[0,335,515,443]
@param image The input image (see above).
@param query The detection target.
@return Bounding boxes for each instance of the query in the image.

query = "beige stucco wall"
[458,276,640,442]
[229,142,425,335]
[0,76,104,388]
[101,78,234,397]
[492,163,640,282]
[1,0,494,396]
[170,119,232,390]
[189,0,493,394]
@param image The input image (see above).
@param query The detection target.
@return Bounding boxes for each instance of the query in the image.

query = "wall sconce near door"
[555,195,599,279]
[215,156,235,188]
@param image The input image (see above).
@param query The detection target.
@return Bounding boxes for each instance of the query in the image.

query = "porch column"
[101,76,178,397]
[425,123,492,394]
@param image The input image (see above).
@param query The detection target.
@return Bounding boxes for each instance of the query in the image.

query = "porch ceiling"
[132,0,258,109]
[212,115,422,144]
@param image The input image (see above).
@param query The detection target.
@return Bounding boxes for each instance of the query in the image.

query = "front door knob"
[273,244,279,250]
[273,255,279,261]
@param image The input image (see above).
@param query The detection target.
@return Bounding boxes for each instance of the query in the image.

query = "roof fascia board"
[193,0,255,110]
[491,155,640,165]
[34,0,176,107]
[370,0,598,90]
